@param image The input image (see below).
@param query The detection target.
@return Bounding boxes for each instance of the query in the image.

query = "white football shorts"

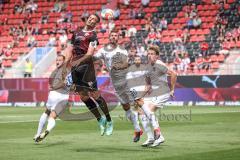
[144,93,170,108]
[46,91,69,115]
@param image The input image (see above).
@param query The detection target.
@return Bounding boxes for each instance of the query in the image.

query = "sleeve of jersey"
[93,49,103,60]
[156,61,168,73]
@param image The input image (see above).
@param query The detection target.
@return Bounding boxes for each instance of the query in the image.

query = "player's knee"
[80,95,90,101]
[135,98,144,106]
[79,92,90,101]
[45,109,51,115]
[122,103,130,111]
[50,111,57,119]
[90,91,100,99]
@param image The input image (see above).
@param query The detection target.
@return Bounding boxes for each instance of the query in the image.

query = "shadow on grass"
[71,145,164,153]
[35,141,71,148]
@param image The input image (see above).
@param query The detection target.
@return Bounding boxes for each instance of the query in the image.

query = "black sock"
[95,96,111,122]
[83,98,101,121]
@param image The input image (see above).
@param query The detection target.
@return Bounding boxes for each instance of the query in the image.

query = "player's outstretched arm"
[64,44,73,64]
[167,69,177,97]
[71,42,97,67]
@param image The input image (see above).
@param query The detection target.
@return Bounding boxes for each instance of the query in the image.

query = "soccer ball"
[101,9,114,20]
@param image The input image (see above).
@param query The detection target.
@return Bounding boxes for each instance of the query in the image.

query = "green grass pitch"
[0,106,240,160]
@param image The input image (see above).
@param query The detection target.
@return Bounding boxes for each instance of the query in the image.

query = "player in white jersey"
[33,55,70,143]
[134,45,177,147]
[94,29,143,142]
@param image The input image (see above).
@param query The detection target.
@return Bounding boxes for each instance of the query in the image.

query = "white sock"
[46,117,56,132]
[141,102,160,130]
[140,114,154,140]
[141,102,153,121]
[150,112,160,130]
[125,109,132,120]
[36,113,48,136]
[125,109,141,132]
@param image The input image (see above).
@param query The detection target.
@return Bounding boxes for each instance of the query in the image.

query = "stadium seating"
[0,0,239,76]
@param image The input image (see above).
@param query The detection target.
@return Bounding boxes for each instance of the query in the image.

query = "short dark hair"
[93,13,100,23]
[148,45,160,55]
[57,54,65,61]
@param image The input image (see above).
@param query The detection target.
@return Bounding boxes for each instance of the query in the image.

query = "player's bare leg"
[79,90,106,135]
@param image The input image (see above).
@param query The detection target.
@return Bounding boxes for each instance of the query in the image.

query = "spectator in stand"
[25,0,38,13]
[145,28,160,45]
[189,3,198,18]
[186,17,194,29]
[181,53,191,73]
[13,2,22,14]
[135,5,145,19]
[193,15,202,28]
[173,40,186,58]
[136,43,146,57]
[24,58,33,78]
[59,32,68,50]
[52,0,66,13]
[202,55,212,71]
[65,10,73,23]
[47,34,56,47]
[108,20,115,32]
[129,8,136,19]
[0,61,4,78]
[41,11,49,24]
[173,29,183,43]
[219,41,230,55]
[232,28,239,43]
[184,5,191,18]
[219,2,225,17]
[159,16,168,30]
[128,46,137,65]
[23,13,32,24]
[128,25,137,38]
[152,16,159,29]
[141,0,149,7]
[174,55,182,71]
[183,28,190,43]
[32,24,40,35]
[27,35,36,47]
[237,26,240,41]
[113,7,120,20]
[100,20,108,34]
[196,54,204,71]
[57,11,66,24]
[225,31,232,41]
[121,0,130,7]
[81,9,89,22]
[120,24,127,38]
[200,42,209,57]
[215,14,222,29]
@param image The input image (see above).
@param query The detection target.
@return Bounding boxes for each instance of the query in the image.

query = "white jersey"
[94,44,128,71]
[95,44,133,104]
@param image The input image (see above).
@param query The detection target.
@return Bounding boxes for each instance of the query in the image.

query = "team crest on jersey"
[88,81,93,87]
